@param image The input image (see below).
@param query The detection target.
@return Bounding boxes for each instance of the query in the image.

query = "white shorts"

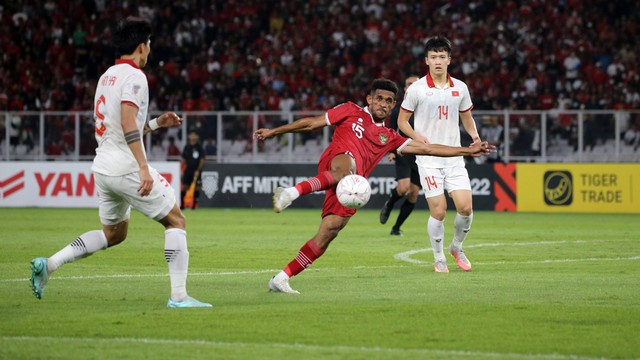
[417,165,471,199]
[95,167,176,225]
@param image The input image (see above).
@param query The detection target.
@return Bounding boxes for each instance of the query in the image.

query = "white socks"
[164,228,189,302]
[427,216,445,261]
[44,227,192,302]
[452,213,473,249]
[47,230,107,274]
[428,213,473,261]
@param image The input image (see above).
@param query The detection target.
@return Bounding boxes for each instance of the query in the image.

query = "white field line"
[0,335,606,360]
[3,240,638,283]
[394,239,614,265]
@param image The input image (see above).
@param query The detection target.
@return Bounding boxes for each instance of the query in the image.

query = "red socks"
[282,172,333,277]
[294,171,335,196]
[284,240,326,277]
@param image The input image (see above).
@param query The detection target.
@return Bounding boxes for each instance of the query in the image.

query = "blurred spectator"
[623,119,640,150]
[511,117,536,157]
[563,51,581,81]
[167,136,181,158]
[480,116,504,162]
[204,138,217,156]
[0,0,638,136]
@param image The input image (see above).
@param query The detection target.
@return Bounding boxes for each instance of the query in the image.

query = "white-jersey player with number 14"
[398,36,481,273]
[29,17,211,308]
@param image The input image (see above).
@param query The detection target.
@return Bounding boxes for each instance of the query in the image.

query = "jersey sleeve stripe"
[400,106,414,113]
[460,105,474,113]
[324,112,331,126]
[396,138,413,155]
[121,100,140,109]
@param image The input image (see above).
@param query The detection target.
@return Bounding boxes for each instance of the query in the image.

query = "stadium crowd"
[1,0,639,157]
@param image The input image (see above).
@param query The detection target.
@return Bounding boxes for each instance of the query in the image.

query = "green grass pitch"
[0,207,639,359]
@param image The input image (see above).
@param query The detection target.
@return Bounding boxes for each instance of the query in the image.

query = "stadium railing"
[2,110,639,163]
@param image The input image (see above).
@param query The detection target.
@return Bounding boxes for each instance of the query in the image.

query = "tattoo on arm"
[125,130,141,145]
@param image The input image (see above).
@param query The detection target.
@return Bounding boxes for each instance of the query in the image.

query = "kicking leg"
[270,214,349,294]
[273,154,354,213]
[30,226,116,300]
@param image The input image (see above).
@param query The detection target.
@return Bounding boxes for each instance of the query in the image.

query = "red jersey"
[322,102,411,177]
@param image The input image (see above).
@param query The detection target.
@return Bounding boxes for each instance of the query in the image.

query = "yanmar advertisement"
[0,162,180,207]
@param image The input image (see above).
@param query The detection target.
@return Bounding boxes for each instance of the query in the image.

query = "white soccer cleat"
[268,276,300,294]
[272,187,293,213]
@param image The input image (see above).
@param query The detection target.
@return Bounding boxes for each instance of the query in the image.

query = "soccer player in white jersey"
[397,36,481,273]
[29,17,211,308]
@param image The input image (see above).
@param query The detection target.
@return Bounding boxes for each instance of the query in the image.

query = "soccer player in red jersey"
[253,78,494,294]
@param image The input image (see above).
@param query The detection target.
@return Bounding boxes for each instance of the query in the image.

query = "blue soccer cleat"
[30,257,49,299]
[167,296,212,308]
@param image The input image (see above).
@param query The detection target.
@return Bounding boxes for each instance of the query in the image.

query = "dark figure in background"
[181,130,206,209]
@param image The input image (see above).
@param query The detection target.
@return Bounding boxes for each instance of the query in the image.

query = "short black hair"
[424,36,452,56]
[370,78,398,96]
[113,17,152,56]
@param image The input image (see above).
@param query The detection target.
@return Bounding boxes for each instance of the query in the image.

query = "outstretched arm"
[254,114,327,140]
[402,139,495,157]
[143,112,183,135]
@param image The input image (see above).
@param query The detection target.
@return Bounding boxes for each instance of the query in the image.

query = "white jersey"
[92,59,149,176]
[401,73,473,168]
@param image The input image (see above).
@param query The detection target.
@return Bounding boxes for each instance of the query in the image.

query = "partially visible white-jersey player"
[29,17,211,308]
[397,36,480,273]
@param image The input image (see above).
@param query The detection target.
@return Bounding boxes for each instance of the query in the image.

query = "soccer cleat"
[434,259,449,273]
[268,276,300,294]
[379,201,392,224]
[30,257,49,300]
[272,187,292,213]
[390,228,403,236]
[167,296,212,308]
[449,244,472,271]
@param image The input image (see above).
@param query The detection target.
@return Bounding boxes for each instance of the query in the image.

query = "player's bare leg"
[273,154,354,213]
[330,153,356,179]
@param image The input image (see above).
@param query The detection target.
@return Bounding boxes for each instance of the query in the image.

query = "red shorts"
[318,148,358,218]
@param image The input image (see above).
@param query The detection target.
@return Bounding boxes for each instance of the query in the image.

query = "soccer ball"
[336,174,371,209]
